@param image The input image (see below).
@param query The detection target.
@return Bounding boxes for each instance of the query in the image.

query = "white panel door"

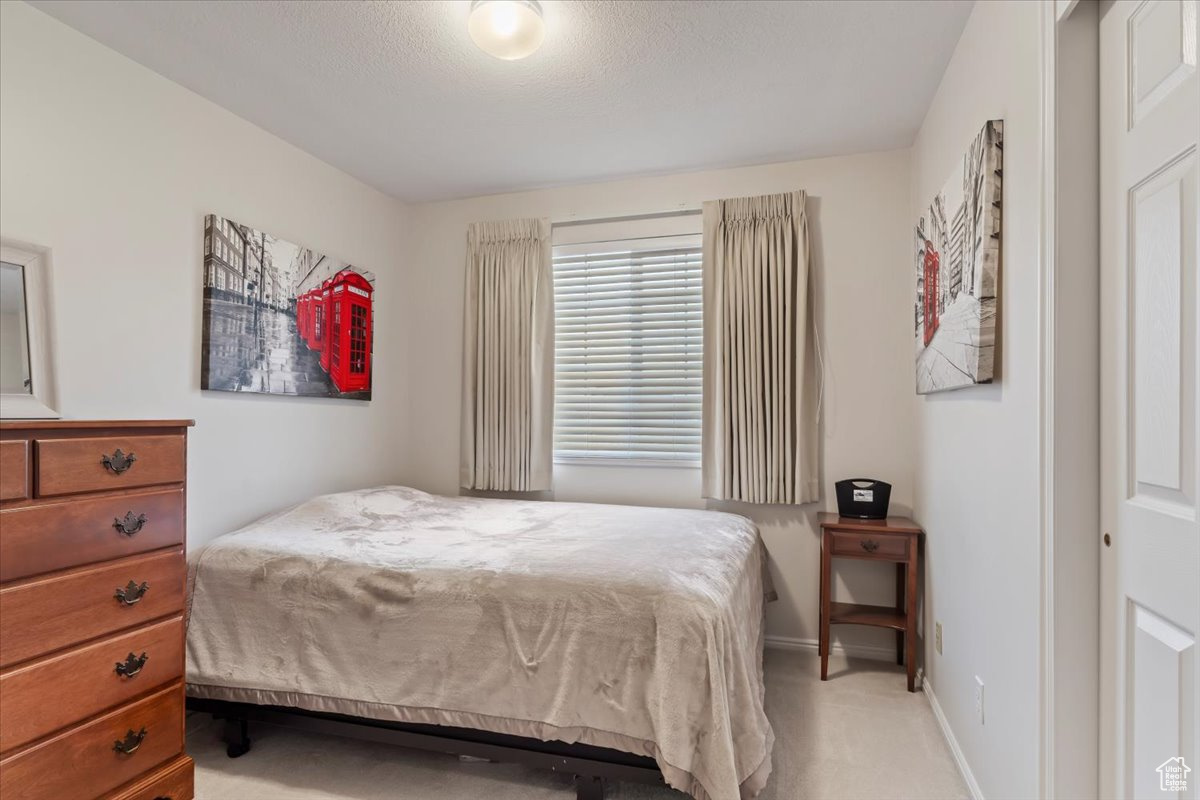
[1101,1,1200,798]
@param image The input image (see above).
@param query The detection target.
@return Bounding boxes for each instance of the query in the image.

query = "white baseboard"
[764,634,897,662]
[924,678,985,800]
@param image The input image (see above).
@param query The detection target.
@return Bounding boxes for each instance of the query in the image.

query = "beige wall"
[405,150,916,651]
[910,1,1044,798]
[0,2,411,547]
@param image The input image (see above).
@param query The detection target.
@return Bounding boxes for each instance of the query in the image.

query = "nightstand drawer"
[829,530,908,560]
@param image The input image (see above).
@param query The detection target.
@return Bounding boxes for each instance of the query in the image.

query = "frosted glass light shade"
[468,0,545,60]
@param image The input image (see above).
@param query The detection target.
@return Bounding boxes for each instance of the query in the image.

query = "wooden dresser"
[0,420,195,800]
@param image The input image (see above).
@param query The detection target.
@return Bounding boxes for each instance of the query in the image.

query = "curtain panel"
[701,190,819,504]
[460,218,554,491]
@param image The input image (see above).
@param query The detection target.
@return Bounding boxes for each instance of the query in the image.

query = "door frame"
[1038,2,1102,799]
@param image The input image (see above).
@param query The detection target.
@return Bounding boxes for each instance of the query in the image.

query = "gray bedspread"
[186,486,774,800]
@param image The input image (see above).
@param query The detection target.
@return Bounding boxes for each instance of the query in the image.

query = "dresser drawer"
[0,440,30,501]
[0,489,185,583]
[0,682,183,800]
[0,550,185,668]
[828,530,909,560]
[102,754,193,800]
[35,435,185,498]
[1,616,184,752]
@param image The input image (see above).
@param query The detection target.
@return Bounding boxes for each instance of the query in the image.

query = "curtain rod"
[551,208,702,229]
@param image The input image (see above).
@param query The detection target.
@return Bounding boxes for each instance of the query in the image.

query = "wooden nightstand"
[817,512,923,692]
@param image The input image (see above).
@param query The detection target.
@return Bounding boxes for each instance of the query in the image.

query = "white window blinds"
[553,234,703,463]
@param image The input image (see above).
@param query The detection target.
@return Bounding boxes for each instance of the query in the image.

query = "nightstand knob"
[860,539,880,553]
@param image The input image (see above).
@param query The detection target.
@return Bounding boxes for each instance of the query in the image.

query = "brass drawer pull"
[113,727,147,755]
[113,511,148,536]
[115,651,149,678]
[860,539,880,553]
[101,449,137,474]
[114,580,150,605]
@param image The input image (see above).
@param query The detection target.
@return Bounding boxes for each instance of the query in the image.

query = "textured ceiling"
[30,0,974,202]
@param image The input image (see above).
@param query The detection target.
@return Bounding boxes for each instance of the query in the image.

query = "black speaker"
[834,479,892,520]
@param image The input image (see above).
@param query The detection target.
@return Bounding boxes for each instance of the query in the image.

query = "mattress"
[186,486,775,800]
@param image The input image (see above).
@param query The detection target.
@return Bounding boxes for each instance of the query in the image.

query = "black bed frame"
[186,697,667,800]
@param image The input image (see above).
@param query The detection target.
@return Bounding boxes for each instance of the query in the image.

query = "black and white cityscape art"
[913,120,1003,394]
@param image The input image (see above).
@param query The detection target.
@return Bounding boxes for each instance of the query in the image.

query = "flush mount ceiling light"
[468,0,545,61]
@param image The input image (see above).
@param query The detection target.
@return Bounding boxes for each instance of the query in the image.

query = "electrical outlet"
[935,622,943,655]
[975,676,985,725]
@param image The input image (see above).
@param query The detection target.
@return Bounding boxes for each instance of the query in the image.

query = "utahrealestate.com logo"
[1157,757,1191,792]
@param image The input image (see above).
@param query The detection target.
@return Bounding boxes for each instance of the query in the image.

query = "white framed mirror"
[0,240,58,418]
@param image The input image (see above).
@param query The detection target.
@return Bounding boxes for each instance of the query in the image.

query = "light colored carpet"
[189,649,968,800]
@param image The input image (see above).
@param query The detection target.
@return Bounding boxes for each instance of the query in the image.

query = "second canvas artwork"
[913,119,1003,394]
[201,215,375,400]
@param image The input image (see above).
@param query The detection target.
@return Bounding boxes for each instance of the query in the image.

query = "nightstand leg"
[905,557,918,692]
[895,562,905,665]
[819,530,831,681]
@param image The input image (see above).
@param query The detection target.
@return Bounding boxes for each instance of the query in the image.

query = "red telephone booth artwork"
[305,290,316,344]
[308,286,322,349]
[308,281,327,354]
[922,239,940,346]
[318,280,334,371]
[201,213,376,401]
[327,269,373,393]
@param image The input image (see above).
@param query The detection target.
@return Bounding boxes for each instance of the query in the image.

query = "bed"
[185,486,775,800]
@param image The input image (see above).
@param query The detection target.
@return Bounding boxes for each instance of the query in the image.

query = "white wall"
[405,150,915,647]
[0,2,410,547]
[910,2,1044,798]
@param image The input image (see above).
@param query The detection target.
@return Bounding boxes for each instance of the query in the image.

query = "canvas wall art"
[201,215,375,400]
[913,119,1003,394]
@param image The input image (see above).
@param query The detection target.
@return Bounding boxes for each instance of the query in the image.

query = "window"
[553,235,702,464]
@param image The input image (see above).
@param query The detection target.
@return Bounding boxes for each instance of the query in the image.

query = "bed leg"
[574,775,606,800]
[222,716,252,758]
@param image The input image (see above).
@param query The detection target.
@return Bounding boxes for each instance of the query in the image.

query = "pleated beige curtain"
[701,190,819,504]
[460,218,553,492]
